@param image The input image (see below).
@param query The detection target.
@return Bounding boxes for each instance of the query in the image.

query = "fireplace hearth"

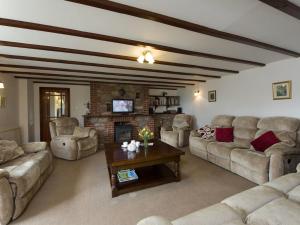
[115,122,133,143]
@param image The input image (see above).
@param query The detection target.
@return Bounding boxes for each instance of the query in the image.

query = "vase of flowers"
[138,127,154,149]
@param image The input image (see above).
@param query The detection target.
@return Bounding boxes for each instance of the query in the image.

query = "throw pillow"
[251,131,280,152]
[0,140,24,164]
[215,127,234,142]
[197,125,215,139]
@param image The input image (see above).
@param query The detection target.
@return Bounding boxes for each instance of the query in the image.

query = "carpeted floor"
[11,149,255,225]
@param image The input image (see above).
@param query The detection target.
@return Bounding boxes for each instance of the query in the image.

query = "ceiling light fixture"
[194,90,200,96]
[137,50,155,64]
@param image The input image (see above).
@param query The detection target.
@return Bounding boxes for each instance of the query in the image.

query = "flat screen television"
[112,99,134,113]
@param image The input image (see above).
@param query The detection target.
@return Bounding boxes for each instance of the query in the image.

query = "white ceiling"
[0,0,299,87]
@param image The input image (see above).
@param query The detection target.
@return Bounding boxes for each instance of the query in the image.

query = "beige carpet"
[11,149,255,225]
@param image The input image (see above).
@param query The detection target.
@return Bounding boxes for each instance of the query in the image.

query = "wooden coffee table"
[105,140,184,197]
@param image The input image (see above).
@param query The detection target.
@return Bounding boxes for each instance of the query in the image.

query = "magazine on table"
[117,169,138,183]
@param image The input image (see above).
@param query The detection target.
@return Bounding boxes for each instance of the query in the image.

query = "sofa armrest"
[0,169,9,179]
[297,164,300,173]
[264,146,300,157]
[190,130,201,137]
[22,142,48,153]
[161,126,172,132]
[137,216,173,225]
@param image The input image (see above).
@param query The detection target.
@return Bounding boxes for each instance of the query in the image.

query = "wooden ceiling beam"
[258,0,300,20]
[0,17,266,66]
[0,40,237,73]
[14,76,185,88]
[2,71,195,85]
[65,0,300,57]
[33,81,178,90]
[0,54,220,78]
[0,63,207,82]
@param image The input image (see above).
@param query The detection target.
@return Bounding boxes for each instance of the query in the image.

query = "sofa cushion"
[211,115,235,128]
[231,149,269,174]
[0,140,24,164]
[73,127,90,138]
[207,142,237,159]
[222,186,284,220]
[232,116,259,148]
[246,198,300,225]
[173,203,241,225]
[216,128,234,142]
[251,131,280,152]
[263,172,300,194]
[0,151,51,197]
[288,185,300,203]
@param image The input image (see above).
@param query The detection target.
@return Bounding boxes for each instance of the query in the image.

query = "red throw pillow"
[251,131,280,152]
[215,127,234,142]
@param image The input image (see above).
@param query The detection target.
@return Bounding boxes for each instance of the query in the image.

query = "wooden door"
[40,87,70,142]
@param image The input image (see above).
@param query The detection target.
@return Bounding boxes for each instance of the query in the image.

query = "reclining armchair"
[160,114,192,148]
[50,117,98,160]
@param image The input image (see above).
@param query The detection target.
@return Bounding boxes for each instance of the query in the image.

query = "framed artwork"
[0,96,6,108]
[272,81,292,100]
[208,90,216,102]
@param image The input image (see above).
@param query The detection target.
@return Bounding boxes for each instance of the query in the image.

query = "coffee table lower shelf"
[111,164,178,197]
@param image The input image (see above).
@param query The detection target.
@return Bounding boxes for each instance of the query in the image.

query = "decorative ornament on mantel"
[137,50,155,64]
[0,82,4,89]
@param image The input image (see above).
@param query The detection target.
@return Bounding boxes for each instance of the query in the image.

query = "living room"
[0,1,300,225]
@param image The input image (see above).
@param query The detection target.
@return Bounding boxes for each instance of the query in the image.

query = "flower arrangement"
[138,127,154,148]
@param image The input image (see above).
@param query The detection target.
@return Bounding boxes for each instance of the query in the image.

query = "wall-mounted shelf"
[149,95,180,108]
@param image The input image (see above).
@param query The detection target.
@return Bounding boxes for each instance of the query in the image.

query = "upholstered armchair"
[160,114,192,148]
[49,117,98,160]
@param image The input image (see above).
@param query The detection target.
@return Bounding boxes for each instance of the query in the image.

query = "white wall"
[179,57,300,128]
[0,73,19,131]
[33,83,90,141]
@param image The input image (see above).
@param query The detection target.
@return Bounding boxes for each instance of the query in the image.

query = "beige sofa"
[50,117,98,160]
[0,129,53,225]
[137,164,300,225]
[160,114,192,148]
[189,115,300,184]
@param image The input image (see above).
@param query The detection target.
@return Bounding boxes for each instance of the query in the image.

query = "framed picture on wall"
[208,90,216,102]
[272,80,292,100]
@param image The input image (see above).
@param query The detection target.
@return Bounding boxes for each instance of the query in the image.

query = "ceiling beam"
[258,0,300,20]
[65,0,300,57]
[0,17,265,66]
[33,81,90,86]
[0,54,220,78]
[2,71,195,85]
[0,40,237,73]
[32,81,178,90]
[14,76,185,88]
[0,63,207,82]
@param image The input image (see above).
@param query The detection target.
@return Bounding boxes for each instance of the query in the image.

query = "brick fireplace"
[84,82,154,147]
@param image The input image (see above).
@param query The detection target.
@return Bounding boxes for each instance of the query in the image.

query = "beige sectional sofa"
[137,164,300,225]
[0,129,53,225]
[189,115,300,184]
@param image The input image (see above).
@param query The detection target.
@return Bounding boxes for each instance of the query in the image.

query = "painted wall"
[0,73,19,131]
[33,83,90,141]
[179,57,300,128]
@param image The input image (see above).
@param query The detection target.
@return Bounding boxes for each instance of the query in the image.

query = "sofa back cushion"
[232,116,259,148]
[211,115,235,128]
[50,117,79,137]
[172,114,192,130]
[0,140,24,164]
[256,117,300,148]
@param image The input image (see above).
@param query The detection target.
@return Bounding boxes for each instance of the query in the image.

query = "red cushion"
[215,127,234,142]
[251,131,280,152]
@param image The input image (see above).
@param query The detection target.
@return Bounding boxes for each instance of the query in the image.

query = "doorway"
[40,87,70,142]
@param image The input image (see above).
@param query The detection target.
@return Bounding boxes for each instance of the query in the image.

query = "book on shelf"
[117,169,138,183]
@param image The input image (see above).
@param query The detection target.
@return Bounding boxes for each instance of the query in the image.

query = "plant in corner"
[138,127,154,149]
